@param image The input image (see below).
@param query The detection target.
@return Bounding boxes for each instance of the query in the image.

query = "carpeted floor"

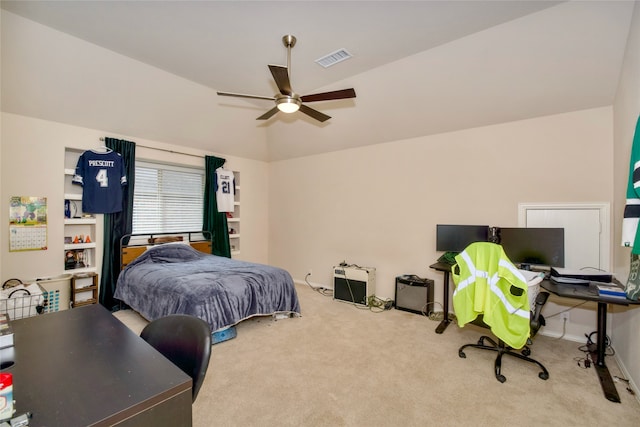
[114,283,640,426]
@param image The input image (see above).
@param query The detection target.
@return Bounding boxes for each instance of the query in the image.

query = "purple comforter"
[115,243,300,331]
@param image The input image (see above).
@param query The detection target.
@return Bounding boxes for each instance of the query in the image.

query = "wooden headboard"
[120,232,213,270]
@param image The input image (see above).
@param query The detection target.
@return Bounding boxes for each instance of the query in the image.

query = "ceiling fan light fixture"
[276,95,301,113]
[217,35,356,122]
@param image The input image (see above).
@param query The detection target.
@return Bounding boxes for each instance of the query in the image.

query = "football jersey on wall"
[72,150,127,214]
[215,168,235,213]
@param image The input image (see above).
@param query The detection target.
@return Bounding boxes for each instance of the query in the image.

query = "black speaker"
[395,275,434,315]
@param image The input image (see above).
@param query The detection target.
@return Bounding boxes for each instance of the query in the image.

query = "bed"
[114,232,301,333]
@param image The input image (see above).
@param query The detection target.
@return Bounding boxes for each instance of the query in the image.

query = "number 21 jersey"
[215,168,235,212]
[72,150,127,214]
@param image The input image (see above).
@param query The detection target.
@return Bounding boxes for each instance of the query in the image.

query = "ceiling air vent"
[315,48,352,68]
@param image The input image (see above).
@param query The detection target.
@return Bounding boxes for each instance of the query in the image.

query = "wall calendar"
[9,196,48,252]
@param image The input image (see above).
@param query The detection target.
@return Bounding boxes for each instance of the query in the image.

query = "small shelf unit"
[71,273,99,307]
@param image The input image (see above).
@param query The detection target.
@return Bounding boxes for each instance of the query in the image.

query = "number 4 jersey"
[72,150,127,214]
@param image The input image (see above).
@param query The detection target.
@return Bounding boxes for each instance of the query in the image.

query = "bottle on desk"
[0,373,13,421]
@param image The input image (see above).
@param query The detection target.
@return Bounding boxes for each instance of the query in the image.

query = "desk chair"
[452,242,550,383]
[141,314,212,402]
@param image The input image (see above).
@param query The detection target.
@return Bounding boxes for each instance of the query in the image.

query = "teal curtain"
[203,156,231,257]
[100,138,136,310]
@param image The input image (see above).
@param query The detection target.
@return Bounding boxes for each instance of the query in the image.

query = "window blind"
[133,162,204,234]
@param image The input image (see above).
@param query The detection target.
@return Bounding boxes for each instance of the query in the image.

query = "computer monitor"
[436,224,490,253]
[498,227,565,268]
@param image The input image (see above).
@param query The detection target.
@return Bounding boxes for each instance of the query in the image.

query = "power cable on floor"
[304,273,333,296]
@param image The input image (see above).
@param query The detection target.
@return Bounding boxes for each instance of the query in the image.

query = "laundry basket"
[30,274,72,312]
[1,279,47,320]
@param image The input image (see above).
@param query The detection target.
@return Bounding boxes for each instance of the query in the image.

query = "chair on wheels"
[451,242,550,383]
[141,314,212,402]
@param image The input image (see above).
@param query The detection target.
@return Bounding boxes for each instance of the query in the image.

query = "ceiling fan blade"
[269,65,292,96]
[301,88,356,103]
[217,91,275,101]
[299,104,331,123]
[256,107,279,120]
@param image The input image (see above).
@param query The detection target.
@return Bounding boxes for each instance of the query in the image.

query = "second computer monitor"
[436,224,490,253]
[498,227,565,268]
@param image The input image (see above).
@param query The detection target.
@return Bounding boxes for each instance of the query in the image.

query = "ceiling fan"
[217,35,356,123]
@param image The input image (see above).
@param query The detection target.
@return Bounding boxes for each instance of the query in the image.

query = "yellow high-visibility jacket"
[452,242,530,349]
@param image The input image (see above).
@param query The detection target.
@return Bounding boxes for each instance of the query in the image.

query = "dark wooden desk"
[3,304,192,426]
[541,280,640,403]
[429,262,454,333]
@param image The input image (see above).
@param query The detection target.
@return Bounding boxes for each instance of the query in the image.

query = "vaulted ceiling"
[1,1,635,161]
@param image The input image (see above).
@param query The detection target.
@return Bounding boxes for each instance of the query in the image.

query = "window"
[133,162,204,234]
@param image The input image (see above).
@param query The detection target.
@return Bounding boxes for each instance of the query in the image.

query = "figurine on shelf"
[65,251,76,270]
[76,251,85,267]
[65,249,87,270]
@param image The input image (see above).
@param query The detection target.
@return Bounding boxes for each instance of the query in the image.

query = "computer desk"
[541,280,640,403]
[429,261,454,334]
[3,304,192,426]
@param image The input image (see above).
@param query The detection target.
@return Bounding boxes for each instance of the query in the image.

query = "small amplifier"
[395,275,434,315]
[333,266,376,306]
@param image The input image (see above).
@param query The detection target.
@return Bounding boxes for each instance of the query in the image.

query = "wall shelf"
[64,193,82,201]
[65,266,95,275]
[228,171,240,257]
[64,243,96,250]
[64,218,96,225]
[65,148,97,275]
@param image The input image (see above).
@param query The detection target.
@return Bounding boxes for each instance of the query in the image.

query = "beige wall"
[269,107,614,298]
[267,105,622,381]
[0,112,269,281]
[612,1,640,393]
